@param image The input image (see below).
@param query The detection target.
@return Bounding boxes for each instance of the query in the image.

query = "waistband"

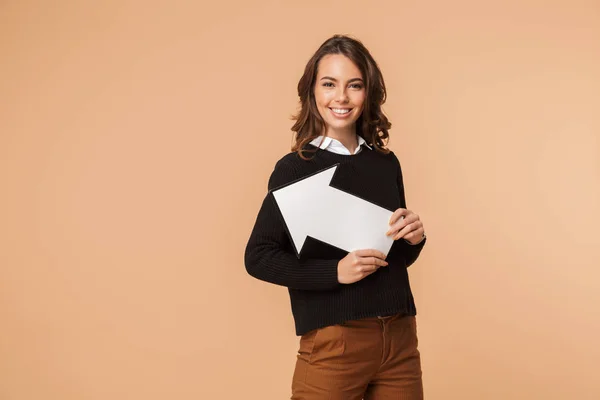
[348,312,409,324]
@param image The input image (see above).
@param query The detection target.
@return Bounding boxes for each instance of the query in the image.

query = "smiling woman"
[313,55,366,149]
[291,35,392,160]
[244,34,427,399]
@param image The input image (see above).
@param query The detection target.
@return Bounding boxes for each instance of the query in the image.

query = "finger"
[354,249,377,258]
[355,249,387,260]
[358,263,380,273]
[394,222,417,240]
[373,257,389,267]
[394,221,423,240]
[403,227,425,242]
[360,256,388,267]
[388,208,409,226]
[386,214,417,236]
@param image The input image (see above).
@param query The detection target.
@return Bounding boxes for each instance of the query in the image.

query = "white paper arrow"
[271,164,395,258]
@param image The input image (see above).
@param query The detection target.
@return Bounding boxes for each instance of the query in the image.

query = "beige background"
[1,1,599,399]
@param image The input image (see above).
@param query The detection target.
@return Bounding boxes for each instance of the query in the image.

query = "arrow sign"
[271,164,395,258]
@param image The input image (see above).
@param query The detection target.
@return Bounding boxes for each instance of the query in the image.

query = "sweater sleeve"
[391,152,427,268]
[244,158,342,291]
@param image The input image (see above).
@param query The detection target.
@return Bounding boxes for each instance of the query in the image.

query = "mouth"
[329,107,353,116]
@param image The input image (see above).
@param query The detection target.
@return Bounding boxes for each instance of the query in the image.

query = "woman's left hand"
[386,208,425,245]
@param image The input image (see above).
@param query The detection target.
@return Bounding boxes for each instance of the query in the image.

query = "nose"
[335,87,349,103]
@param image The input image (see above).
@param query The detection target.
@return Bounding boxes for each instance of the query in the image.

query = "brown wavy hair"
[291,34,392,160]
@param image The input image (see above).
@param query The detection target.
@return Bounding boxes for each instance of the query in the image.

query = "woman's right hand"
[337,250,388,284]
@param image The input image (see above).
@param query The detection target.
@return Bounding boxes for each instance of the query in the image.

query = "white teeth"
[331,108,351,114]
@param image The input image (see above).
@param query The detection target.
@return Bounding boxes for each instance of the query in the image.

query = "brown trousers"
[291,314,423,400]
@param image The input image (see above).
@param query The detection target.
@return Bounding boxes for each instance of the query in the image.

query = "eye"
[350,83,363,89]
[322,82,334,87]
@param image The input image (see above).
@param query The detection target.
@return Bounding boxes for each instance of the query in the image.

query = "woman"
[244,34,427,399]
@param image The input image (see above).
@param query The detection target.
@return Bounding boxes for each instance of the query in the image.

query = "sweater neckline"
[306,143,371,159]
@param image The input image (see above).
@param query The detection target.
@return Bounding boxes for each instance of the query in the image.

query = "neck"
[326,127,358,154]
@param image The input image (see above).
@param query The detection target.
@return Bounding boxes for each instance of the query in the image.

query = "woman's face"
[313,54,366,137]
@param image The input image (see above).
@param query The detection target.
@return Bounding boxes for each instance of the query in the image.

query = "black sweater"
[244,144,426,335]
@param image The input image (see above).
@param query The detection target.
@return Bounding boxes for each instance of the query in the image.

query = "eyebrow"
[319,76,364,83]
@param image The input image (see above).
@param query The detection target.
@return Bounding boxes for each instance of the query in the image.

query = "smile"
[329,108,353,115]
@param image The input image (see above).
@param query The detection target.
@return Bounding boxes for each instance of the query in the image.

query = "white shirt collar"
[309,135,372,155]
